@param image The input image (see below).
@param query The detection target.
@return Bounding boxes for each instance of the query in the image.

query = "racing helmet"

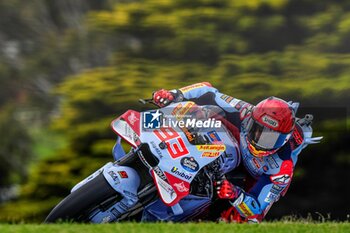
[245,97,295,157]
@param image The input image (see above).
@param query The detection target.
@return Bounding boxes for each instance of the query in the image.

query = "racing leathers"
[155,82,322,223]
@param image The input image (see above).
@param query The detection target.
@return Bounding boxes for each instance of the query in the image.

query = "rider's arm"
[231,159,294,222]
[176,82,216,100]
[173,82,250,114]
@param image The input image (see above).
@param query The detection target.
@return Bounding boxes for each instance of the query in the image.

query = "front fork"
[71,162,141,223]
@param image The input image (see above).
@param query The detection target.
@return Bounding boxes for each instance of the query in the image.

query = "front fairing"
[139,102,240,206]
[111,101,240,206]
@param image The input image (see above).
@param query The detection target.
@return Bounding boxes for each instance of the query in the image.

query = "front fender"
[102,163,141,205]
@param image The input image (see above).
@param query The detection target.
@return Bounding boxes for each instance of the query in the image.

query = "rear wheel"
[45,173,118,223]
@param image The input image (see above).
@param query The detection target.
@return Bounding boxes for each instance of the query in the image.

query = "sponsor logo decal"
[127,111,138,125]
[237,203,254,217]
[207,131,221,142]
[240,104,253,120]
[270,185,283,195]
[171,102,195,120]
[232,193,244,206]
[226,96,234,103]
[102,216,112,223]
[197,144,225,157]
[202,151,221,158]
[262,115,279,128]
[181,127,195,143]
[180,157,199,172]
[272,184,283,192]
[123,190,137,199]
[220,94,229,101]
[171,103,183,116]
[220,94,234,104]
[229,99,240,108]
[108,171,120,184]
[229,99,246,110]
[234,100,246,110]
[143,110,163,129]
[171,167,193,180]
[173,182,189,192]
[252,158,261,169]
[270,174,291,185]
[196,144,226,152]
[117,171,128,179]
[179,83,208,93]
[264,191,278,203]
[156,175,176,199]
[150,141,163,158]
[153,166,167,181]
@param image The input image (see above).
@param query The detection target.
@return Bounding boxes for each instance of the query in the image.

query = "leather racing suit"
[150,82,322,222]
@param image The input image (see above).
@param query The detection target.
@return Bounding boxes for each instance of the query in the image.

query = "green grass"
[0,223,349,233]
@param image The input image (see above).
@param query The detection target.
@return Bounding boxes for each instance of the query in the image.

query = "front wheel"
[44,173,118,223]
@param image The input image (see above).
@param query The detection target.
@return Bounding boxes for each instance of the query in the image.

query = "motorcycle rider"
[151,82,322,223]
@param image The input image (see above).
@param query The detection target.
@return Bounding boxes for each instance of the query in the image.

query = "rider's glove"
[153,89,175,107]
[215,179,238,199]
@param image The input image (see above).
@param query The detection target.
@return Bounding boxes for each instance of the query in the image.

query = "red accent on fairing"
[270,160,294,185]
[111,110,141,148]
[165,172,190,197]
[165,137,189,159]
[151,170,190,207]
[150,170,173,206]
[121,110,141,136]
[117,171,128,178]
[154,127,190,159]
[252,97,294,134]
[154,127,178,141]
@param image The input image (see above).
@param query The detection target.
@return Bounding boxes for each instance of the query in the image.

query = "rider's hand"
[215,179,238,199]
[153,89,175,107]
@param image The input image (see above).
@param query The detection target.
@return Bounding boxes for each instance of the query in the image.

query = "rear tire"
[44,173,118,223]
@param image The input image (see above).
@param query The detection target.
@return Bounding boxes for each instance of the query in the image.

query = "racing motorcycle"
[45,100,240,223]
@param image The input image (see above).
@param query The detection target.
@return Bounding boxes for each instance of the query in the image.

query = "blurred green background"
[0,0,349,222]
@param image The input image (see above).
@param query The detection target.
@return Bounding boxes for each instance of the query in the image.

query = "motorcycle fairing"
[151,169,177,205]
[111,110,141,148]
[84,163,141,223]
[139,102,240,207]
[110,102,240,207]
[150,167,191,206]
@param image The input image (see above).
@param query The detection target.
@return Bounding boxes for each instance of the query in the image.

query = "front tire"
[44,173,118,223]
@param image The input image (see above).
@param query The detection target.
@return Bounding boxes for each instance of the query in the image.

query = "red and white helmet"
[246,97,295,157]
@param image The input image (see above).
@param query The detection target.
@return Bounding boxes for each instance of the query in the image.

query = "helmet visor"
[246,118,290,151]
